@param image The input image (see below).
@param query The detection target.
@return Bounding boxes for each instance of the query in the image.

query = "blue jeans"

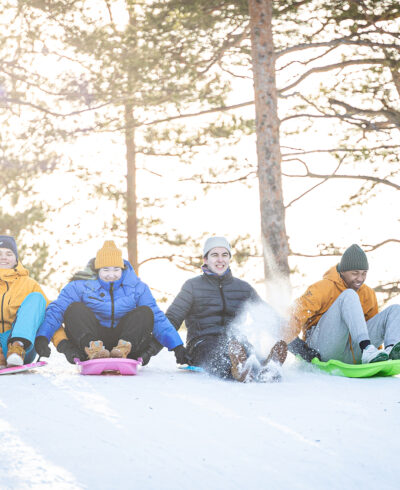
[307,289,400,363]
[0,292,46,364]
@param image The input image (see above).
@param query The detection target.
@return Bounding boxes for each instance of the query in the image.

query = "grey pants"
[307,289,400,363]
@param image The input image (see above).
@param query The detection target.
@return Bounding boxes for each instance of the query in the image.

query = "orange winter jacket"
[286,265,378,342]
[0,262,66,346]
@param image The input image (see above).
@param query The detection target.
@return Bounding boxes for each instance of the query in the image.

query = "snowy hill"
[1,347,400,490]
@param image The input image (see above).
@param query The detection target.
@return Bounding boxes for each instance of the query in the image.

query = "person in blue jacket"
[35,240,189,365]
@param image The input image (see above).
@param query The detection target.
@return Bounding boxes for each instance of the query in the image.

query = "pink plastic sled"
[74,357,142,375]
[0,361,47,375]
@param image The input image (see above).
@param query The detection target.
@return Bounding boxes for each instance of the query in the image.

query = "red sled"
[0,361,47,375]
[74,357,142,375]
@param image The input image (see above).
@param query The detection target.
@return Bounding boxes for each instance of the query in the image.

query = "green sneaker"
[361,344,389,364]
[387,342,400,360]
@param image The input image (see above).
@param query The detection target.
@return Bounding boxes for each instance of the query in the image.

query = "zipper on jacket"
[218,280,227,326]
[1,281,9,333]
[110,283,115,328]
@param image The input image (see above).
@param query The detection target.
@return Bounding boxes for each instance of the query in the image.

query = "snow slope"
[1,347,400,490]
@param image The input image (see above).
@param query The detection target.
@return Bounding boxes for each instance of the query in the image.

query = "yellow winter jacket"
[286,265,378,342]
[0,262,66,346]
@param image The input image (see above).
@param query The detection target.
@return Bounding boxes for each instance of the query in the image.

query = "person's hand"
[139,337,164,366]
[141,351,151,366]
[56,339,83,364]
[35,336,51,358]
[288,337,321,362]
[173,344,191,365]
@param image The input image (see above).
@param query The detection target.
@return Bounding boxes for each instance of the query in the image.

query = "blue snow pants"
[0,292,46,364]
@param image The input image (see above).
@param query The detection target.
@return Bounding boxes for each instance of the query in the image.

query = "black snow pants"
[64,302,154,360]
[187,334,233,379]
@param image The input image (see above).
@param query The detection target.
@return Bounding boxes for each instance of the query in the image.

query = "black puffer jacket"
[166,269,260,346]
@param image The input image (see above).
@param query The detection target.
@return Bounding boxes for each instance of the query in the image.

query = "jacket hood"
[71,259,138,282]
[201,265,232,281]
[0,261,29,282]
[82,259,140,292]
[322,265,368,293]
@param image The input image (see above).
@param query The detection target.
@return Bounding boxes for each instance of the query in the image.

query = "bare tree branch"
[362,239,400,252]
[276,38,400,58]
[285,159,344,208]
[283,161,400,190]
[280,59,390,93]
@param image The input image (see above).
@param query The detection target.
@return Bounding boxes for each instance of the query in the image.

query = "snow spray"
[229,238,292,360]
[229,300,285,361]
[261,237,292,319]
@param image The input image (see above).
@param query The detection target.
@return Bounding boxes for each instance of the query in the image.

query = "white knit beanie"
[203,237,231,257]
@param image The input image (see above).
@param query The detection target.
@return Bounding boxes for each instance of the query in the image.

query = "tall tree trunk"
[124,101,138,271]
[248,0,290,284]
[125,0,138,271]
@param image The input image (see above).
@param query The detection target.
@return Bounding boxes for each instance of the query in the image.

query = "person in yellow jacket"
[286,244,400,364]
[0,235,65,368]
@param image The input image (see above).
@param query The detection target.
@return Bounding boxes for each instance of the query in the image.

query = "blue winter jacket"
[37,260,183,350]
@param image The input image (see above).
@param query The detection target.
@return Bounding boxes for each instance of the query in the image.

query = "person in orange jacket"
[0,235,66,368]
[286,244,400,364]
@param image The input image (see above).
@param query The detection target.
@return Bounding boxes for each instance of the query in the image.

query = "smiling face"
[98,267,122,282]
[340,269,368,291]
[0,247,17,269]
[204,247,230,276]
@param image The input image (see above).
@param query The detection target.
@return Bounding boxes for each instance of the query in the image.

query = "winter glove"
[34,336,51,358]
[140,337,164,366]
[173,344,191,365]
[288,337,321,362]
[56,339,84,364]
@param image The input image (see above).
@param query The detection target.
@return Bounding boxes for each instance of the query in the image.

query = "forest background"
[1,0,399,313]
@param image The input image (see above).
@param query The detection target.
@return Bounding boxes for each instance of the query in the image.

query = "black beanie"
[338,244,368,272]
[0,235,18,260]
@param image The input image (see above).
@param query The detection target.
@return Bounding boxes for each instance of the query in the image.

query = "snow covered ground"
[1,346,400,490]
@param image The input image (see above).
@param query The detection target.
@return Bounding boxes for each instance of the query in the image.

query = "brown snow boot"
[262,340,288,367]
[84,340,110,360]
[0,344,6,369]
[110,340,132,359]
[258,340,288,383]
[229,339,252,382]
[7,341,25,367]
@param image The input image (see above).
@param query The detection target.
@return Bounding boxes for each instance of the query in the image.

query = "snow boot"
[7,341,25,367]
[0,345,6,369]
[258,340,288,383]
[384,341,400,360]
[110,339,132,358]
[361,344,388,364]
[228,339,252,382]
[84,340,110,360]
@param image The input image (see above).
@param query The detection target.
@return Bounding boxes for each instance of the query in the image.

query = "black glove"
[140,337,164,366]
[57,339,83,364]
[173,344,191,365]
[35,336,51,358]
[288,337,321,362]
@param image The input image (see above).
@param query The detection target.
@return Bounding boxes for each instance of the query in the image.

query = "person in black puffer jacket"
[165,237,288,382]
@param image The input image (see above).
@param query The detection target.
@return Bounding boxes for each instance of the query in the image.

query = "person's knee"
[64,302,88,319]
[136,306,154,323]
[339,289,358,300]
[384,304,400,318]
[338,289,360,306]
[24,292,46,308]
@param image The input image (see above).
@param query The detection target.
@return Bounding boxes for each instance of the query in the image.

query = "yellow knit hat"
[94,241,124,269]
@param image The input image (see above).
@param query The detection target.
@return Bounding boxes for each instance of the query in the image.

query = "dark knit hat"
[94,240,124,269]
[338,244,369,272]
[0,235,18,260]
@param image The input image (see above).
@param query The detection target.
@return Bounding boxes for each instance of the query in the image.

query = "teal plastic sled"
[178,365,205,373]
[311,358,400,378]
